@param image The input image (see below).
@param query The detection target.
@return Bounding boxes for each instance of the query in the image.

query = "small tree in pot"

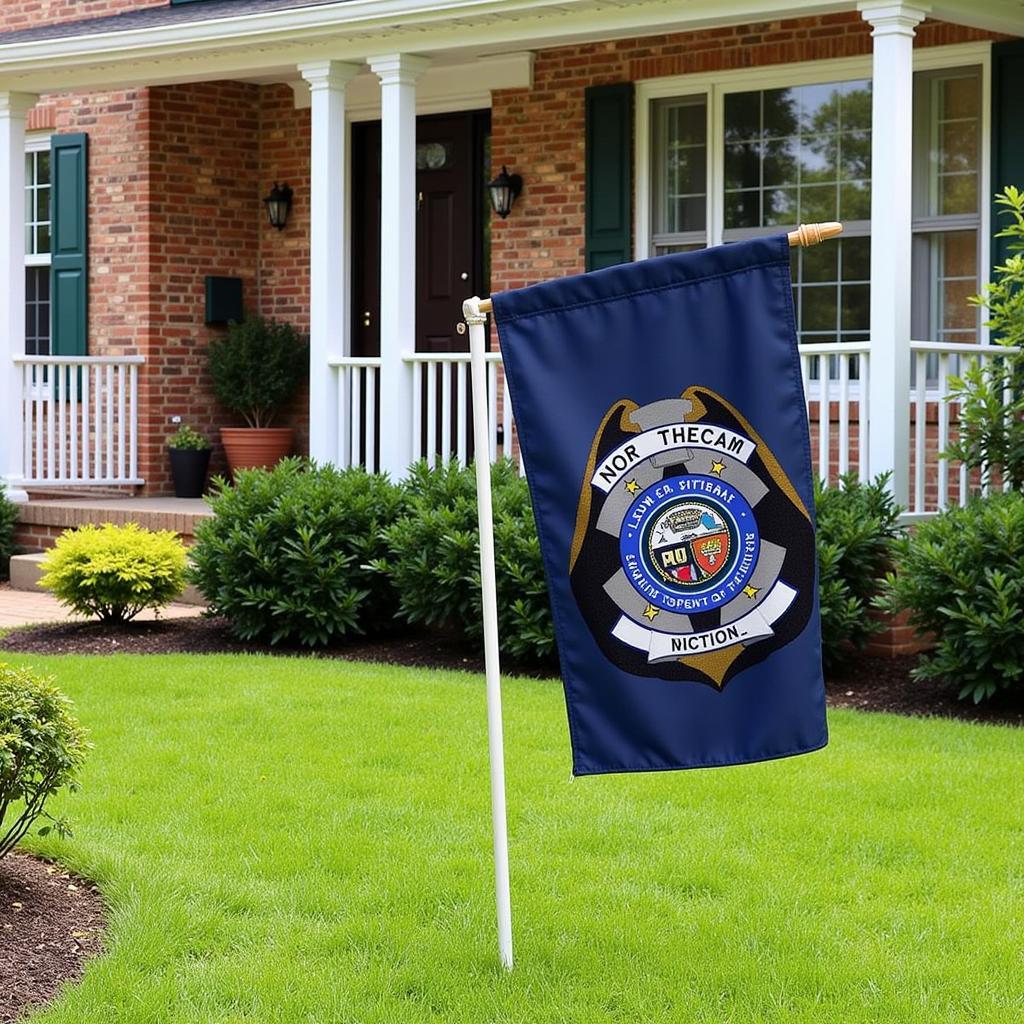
[167,424,212,498]
[208,315,309,473]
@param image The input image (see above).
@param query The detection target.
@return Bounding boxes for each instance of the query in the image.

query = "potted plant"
[167,424,212,498]
[208,315,309,473]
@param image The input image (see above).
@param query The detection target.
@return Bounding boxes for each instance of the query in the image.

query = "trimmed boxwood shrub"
[39,523,187,624]
[885,492,1024,703]
[378,460,555,666]
[0,484,17,580]
[190,459,406,646]
[815,472,902,670]
[0,662,89,858]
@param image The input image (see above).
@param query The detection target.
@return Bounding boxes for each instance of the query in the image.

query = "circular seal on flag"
[568,386,815,690]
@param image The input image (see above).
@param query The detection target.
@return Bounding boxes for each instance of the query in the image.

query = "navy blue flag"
[492,235,828,776]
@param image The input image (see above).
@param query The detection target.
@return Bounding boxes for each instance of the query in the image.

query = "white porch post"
[369,53,429,478]
[0,92,35,503]
[859,2,927,503]
[299,60,360,466]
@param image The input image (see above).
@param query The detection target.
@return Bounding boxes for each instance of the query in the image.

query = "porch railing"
[330,341,1020,519]
[15,355,144,487]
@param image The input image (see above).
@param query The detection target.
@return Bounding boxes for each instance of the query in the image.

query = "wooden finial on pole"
[788,221,843,247]
[475,222,842,313]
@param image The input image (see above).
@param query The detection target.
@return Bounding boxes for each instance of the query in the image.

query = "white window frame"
[25,132,51,360]
[635,42,992,314]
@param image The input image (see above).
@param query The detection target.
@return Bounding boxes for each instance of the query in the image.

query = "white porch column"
[369,53,430,478]
[299,60,360,466]
[859,2,927,503]
[0,92,35,503]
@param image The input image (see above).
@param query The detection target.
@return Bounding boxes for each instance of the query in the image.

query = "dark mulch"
[825,655,1024,727]
[3,615,1023,726]
[0,854,105,1023]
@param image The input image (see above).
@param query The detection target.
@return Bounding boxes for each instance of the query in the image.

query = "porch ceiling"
[0,0,1019,95]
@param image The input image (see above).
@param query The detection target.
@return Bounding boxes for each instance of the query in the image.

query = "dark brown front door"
[351,111,489,357]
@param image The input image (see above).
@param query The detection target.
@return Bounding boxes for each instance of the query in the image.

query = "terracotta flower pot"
[220,427,295,474]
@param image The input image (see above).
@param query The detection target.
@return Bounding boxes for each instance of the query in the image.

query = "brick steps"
[15,497,212,550]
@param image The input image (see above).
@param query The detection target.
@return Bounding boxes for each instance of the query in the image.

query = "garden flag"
[492,235,828,776]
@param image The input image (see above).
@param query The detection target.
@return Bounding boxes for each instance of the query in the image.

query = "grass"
[6,652,1024,1023]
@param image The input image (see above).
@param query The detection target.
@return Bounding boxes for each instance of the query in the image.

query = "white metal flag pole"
[463,295,514,971]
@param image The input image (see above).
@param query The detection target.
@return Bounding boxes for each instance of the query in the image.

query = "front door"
[351,110,489,357]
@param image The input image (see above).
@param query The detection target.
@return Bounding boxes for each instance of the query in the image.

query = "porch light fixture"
[487,166,522,219]
[263,181,293,231]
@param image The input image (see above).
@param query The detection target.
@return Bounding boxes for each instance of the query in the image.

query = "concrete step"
[9,550,205,606]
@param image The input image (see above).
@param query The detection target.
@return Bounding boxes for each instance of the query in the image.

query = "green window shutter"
[585,82,633,272]
[991,41,1024,272]
[50,132,88,357]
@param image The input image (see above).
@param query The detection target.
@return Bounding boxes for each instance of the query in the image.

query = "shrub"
[884,492,1024,703]
[0,663,89,858]
[378,460,555,666]
[0,484,17,580]
[814,472,903,669]
[945,186,1024,489]
[39,523,187,624]
[167,424,211,450]
[190,459,406,646]
[207,315,309,428]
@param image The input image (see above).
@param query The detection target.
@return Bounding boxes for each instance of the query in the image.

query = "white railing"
[405,352,521,470]
[330,356,381,473]
[15,355,144,487]
[799,341,871,487]
[330,341,1020,520]
[907,340,1021,517]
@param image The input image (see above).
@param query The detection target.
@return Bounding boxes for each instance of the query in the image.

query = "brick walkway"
[0,585,204,629]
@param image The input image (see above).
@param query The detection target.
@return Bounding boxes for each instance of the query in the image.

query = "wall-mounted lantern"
[487,166,522,219]
[263,182,294,230]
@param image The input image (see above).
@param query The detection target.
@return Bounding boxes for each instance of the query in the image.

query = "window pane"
[722,78,871,232]
[25,266,50,357]
[652,96,707,242]
[841,236,871,281]
[25,149,52,257]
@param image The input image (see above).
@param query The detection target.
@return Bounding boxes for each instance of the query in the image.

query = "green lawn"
[7,652,1024,1023]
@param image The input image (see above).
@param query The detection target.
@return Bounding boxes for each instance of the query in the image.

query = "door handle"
[363,311,372,327]
[460,272,469,281]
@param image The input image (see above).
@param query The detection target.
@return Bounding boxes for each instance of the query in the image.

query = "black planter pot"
[169,447,212,498]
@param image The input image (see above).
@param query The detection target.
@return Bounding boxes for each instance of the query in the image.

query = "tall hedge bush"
[814,473,902,670]
[885,492,1024,703]
[190,460,406,646]
[377,460,555,666]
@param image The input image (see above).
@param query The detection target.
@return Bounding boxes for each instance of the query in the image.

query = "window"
[912,68,983,362]
[25,143,51,356]
[648,62,985,381]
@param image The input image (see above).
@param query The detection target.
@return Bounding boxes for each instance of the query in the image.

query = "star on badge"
[742,584,760,599]
[642,603,659,621]
[625,479,640,496]
[710,460,726,476]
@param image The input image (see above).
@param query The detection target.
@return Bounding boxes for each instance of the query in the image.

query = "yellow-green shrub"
[39,523,187,624]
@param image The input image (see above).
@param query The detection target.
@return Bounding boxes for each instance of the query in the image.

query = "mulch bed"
[2,614,1024,726]
[0,853,105,1024]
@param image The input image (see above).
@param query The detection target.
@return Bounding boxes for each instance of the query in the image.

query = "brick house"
[0,0,1021,515]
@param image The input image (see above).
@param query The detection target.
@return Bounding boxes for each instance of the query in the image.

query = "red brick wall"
[490,15,1002,294]
[141,82,263,491]
[0,0,163,33]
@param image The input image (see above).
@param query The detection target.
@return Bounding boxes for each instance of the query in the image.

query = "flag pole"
[463,295,514,972]
[474,222,843,314]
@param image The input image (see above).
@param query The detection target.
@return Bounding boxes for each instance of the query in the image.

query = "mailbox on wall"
[205,276,243,326]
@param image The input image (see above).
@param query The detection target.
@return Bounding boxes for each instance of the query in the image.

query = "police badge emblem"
[569,385,815,690]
